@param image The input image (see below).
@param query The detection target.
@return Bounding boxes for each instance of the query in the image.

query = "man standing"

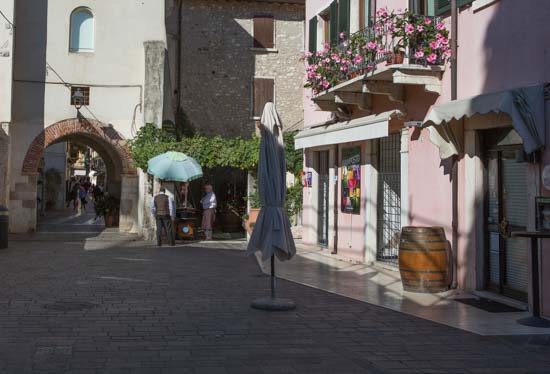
[200,183,217,241]
[151,187,176,246]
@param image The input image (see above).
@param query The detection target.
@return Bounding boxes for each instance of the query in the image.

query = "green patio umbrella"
[147,151,203,182]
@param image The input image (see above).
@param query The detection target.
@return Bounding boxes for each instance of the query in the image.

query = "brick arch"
[22,118,136,176]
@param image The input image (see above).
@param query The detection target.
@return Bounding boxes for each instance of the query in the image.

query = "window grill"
[377,134,401,264]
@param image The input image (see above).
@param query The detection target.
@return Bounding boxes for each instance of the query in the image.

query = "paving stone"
[0,239,548,373]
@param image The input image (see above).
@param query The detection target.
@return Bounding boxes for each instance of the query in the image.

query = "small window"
[253,78,274,118]
[253,16,274,48]
[71,86,90,106]
[70,8,94,52]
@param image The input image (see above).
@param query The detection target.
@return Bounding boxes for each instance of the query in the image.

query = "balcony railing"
[305,13,450,95]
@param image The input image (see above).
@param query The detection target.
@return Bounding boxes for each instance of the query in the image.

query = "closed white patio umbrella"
[246,102,296,311]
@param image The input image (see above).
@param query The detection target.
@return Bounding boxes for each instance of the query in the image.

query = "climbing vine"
[129,124,261,172]
[129,123,304,217]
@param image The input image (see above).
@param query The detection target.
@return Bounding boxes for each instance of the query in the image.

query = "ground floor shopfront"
[297,86,550,319]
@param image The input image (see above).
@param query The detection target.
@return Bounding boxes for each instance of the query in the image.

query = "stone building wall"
[174,0,305,138]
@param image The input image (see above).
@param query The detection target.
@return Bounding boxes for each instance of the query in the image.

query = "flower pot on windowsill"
[387,51,404,65]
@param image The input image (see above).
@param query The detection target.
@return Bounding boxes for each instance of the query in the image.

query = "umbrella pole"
[271,255,275,299]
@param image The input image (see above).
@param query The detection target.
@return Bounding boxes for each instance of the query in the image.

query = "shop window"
[341,146,361,214]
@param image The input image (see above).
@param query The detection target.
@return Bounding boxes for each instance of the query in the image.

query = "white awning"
[424,84,545,158]
[294,110,404,150]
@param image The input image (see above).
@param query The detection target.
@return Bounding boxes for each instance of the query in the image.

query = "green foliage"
[285,180,303,219]
[129,124,261,172]
[130,124,304,219]
[94,194,120,219]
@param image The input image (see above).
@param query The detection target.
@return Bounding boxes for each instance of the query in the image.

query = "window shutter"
[435,0,451,15]
[436,0,474,15]
[309,17,318,53]
[338,0,350,36]
[329,1,339,45]
[253,78,274,118]
[253,16,274,48]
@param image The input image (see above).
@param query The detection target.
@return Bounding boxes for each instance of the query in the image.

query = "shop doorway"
[376,133,402,264]
[317,150,330,246]
[483,129,528,301]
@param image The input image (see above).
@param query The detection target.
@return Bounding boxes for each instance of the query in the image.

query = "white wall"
[0,0,14,125]
[9,0,166,232]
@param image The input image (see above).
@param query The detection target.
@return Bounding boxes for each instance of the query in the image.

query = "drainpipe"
[332,144,339,254]
[176,0,184,140]
[450,0,458,289]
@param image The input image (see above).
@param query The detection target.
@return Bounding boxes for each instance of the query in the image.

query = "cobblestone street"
[0,237,549,374]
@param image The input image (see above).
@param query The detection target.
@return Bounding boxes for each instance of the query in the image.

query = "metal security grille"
[317,151,330,246]
[377,134,401,264]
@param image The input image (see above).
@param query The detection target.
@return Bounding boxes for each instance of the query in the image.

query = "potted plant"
[94,194,120,228]
[243,189,262,234]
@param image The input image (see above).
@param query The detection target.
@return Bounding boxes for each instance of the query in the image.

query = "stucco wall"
[0,0,14,207]
[174,0,305,138]
[9,0,165,232]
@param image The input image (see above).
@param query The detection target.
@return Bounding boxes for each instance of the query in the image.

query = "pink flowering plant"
[401,12,451,65]
[304,8,451,93]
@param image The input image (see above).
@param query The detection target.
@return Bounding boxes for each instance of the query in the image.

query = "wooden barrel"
[399,226,449,293]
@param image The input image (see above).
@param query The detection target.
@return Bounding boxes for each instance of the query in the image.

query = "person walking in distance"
[151,187,175,246]
[200,183,217,241]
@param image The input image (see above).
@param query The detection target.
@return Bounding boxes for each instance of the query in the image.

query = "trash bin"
[0,205,8,249]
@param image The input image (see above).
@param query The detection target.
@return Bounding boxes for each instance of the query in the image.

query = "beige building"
[0,0,14,208]
[4,0,167,233]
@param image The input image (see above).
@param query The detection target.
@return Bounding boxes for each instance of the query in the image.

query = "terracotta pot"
[394,51,404,64]
[245,208,261,234]
[104,212,119,228]
[386,52,394,65]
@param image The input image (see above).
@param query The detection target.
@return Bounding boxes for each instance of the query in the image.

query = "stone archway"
[21,118,135,176]
[17,118,139,233]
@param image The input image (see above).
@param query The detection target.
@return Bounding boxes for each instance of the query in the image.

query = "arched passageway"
[16,118,139,233]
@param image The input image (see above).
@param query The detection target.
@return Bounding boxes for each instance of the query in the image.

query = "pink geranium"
[339,32,346,39]
[417,25,424,32]
[426,53,438,63]
[444,49,452,58]
[346,50,352,55]
[340,65,348,72]
[436,23,445,30]
[429,41,439,50]
[424,18,432,25]
[405,24,415,34]
[436,33,443,40]
[322,80,330,89]
[440,38,449,46]
[414,50,424,59]
[353,56,363,64]
[366,41,378,50]
[366,64,375,71]
[343,41,349,47]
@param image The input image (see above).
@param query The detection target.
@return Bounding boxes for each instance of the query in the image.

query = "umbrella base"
[251,297,296,311]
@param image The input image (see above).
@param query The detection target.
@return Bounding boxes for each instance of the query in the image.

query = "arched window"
[69,8,94,52]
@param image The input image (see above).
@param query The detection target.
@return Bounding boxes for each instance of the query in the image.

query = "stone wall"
[171,0,305,138]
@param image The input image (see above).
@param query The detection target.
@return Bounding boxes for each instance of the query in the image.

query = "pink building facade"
[297,0,550,318]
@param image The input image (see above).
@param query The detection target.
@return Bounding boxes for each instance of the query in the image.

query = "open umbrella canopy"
[245,103,296,262]
[147,151,203,182]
